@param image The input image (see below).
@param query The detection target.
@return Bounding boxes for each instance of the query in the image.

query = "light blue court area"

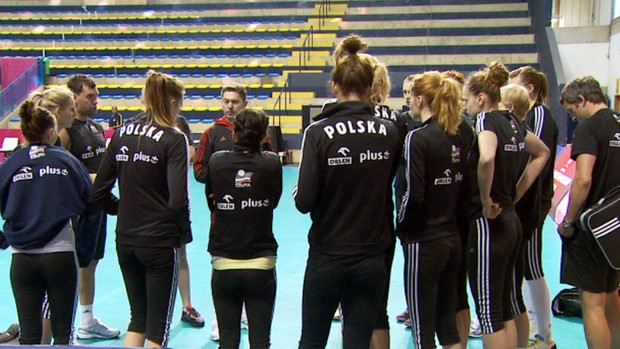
[0,166,587,348]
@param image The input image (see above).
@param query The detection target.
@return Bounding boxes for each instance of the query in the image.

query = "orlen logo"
[241,198,270,209]
[82,145,95,159]
[116,146,129,162]
[328,147,352,166]
[609,133,620,147]
[217,195,235,210]
[12,166,33,182]
[434,169,452,185]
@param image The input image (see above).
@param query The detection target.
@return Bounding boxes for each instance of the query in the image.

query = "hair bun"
[18,100,35,122]
[486,61,509,87]
[340,35,368,55]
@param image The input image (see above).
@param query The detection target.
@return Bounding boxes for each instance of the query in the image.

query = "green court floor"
[0,166,587,348]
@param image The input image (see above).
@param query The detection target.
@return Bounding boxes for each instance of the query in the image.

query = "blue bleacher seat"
[203,95,215,100]
[188,119,200,123]
[9,117,20,122]
[201,118,215,123]
[257,94,269,100]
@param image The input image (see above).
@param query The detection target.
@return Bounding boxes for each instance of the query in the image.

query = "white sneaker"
[76,318,120,339]
[241,307,248,330]
[210,320,219,341]
[529,334,557,349]
[469,317,483,338]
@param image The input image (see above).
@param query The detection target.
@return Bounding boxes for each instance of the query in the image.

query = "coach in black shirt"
[558,76,620,349]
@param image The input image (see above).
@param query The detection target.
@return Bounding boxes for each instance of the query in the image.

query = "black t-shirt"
[526,104,558,206]
[66,118,106,173]
[466,110,529,219]
[571,108,620,207]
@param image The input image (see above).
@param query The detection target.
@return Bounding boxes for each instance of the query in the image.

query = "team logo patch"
[434,169,453,185]
[359,150,390,163]
[39,166,69,177]
[132,151,159,164]
[241,198,270,209]
[328,147,352,166]
[451,145,461,163]
[116,146,130,162]
[217,194,235,210]
[609,133,620,147]
[28,145,46,160]
[235,169,253,188]
[12,166,33,182]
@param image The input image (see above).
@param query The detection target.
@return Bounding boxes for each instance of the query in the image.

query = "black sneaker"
[0,323,19,344]
[181,306,205,328]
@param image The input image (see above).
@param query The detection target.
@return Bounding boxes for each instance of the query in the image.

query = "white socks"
[525,277,553,342]
[81,304,94,327]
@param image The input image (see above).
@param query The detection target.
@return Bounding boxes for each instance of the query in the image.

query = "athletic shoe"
[404,318,413,329]
[469,317,483,338]
[210,320,219,342]
[332,307,341,321]
[76,318,121,339]
[396,309,409,323]
[241,313,249,330]
[0,323,19,344]
[529,334,557,349]
[181,306,205,328]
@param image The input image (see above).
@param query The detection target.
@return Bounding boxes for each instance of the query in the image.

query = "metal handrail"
[298,25,314,72]
[317,0,331,30]
[271,75,291,128]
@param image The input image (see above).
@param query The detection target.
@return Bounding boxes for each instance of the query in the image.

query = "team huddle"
[0,33,619,349]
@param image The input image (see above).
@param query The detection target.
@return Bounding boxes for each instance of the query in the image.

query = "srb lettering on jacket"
[323,120,388,139]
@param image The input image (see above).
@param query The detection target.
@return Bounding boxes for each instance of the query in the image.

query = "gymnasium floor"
[0,165,587,348]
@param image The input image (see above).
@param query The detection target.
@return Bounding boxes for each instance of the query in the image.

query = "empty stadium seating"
[0,0,541,154]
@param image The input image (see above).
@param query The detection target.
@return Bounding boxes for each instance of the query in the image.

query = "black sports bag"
[578,185,620,270]
[552,287,582,318]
